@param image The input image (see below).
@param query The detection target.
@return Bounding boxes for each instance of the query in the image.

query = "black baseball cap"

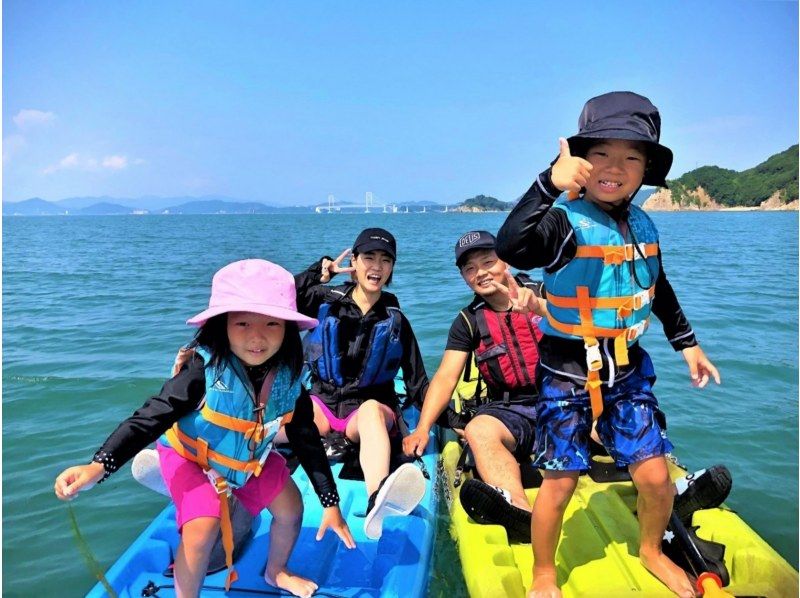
[352,227,396,260]
[455,230,496,267]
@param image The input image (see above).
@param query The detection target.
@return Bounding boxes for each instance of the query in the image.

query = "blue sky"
[3,1,798,205]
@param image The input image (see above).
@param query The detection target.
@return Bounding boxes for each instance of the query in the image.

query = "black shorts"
[473,402,537,462]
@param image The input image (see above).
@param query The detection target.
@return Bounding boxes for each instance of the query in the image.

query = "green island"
[451,194,514,212]
[645,145,798,210]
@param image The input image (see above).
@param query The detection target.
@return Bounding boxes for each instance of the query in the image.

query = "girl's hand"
[551,137,593,194]
[681,345,721,388]
[54,462,106,501]
[171,346,196,377]
[316,505,356,549]
[320,248,355,283]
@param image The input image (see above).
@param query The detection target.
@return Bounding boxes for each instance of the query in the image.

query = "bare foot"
[528,570,561,598]
[639,548,696,598]
[265,568,319,598]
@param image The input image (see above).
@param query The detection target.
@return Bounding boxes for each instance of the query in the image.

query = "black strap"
[453,442,473,488]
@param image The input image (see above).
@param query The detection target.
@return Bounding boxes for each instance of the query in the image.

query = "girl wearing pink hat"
[55,259,355,598]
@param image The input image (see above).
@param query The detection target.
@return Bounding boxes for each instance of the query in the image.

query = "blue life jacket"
[304,288,403,390]
[540,199,660,419]
[161,346,301,488]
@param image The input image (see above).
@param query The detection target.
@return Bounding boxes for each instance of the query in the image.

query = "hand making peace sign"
[320,248,356,283]
[488,271,547,316]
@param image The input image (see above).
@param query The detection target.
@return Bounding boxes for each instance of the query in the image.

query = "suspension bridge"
[314,193,441,214]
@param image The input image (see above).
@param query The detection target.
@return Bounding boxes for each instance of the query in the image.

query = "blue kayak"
[86,391,439,597]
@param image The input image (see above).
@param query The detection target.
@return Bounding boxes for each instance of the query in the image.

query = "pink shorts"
[156,442,290,530]
[310,394,357,433]
[310,394,397,434]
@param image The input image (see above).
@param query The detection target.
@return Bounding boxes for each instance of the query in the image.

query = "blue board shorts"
[473,402,538,462]
[532,349,673,471]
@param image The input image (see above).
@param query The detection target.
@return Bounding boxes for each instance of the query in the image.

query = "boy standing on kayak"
[403,230,547,542]
[496,92,720,597]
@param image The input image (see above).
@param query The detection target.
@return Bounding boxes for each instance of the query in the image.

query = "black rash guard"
[295,260,429,410]
[295,258,464,429]
[92,354,340,506]
[496,169,697,381]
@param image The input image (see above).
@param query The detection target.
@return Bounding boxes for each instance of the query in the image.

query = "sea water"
[3,211,797,596]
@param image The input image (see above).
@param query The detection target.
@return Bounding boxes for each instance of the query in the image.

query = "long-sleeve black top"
[93,355,339,505]
[496,169,697,380]
[294,259,429,414]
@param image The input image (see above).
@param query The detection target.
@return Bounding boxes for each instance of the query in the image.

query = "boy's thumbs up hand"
[551,137,593,195]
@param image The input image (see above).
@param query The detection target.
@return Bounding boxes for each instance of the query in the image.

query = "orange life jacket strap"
[585,370,604,421]
[214,478,238,591]
[200,404,265,442]
[196,437,210,470]
[546,286,655,319]
[614,334,630,368]
[165,425,263,476]
[574,243,659,265]
[576,287,604,420]
[545,311,649,345]
[576,287,594,332]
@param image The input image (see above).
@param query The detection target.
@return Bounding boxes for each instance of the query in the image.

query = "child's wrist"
[91,450,118,484]
[319,488,340,508]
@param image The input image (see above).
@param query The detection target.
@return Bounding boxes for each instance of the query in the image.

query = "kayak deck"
[440,440,798,598]
[86,406,439,598]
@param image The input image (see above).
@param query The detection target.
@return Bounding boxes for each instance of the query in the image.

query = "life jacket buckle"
[244,425,264,443]
[626,321,647,342]
[623,244,635,261]
[584,341,603,372]
[632,290,651,311]
[603,247,625,266]
[207,470,232,496]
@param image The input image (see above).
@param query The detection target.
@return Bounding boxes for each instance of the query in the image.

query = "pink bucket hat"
[187,259,318,329]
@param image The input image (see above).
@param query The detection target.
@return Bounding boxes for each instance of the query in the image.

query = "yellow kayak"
[441,379,798,597]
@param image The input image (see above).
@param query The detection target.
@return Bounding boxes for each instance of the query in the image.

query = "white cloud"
[102,155,128,170]
[42,153,137,174]
[13,109,56,130]
[43,152,81,174]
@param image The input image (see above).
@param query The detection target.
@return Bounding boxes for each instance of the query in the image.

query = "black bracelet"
[91,450,118,484]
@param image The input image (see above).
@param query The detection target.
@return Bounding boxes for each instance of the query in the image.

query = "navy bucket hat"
[566,91,673,187]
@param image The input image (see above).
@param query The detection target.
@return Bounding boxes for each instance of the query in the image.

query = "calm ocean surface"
[3,211,798,596]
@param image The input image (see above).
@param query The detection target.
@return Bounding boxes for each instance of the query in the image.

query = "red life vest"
[473,307,543,403]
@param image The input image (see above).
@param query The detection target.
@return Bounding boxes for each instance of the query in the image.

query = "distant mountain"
[56,195,130,210]
[3,196,323,215]
[3,198,68,215]
[54,194,250,211]
[163,200,280,214]
[77,202,139,215]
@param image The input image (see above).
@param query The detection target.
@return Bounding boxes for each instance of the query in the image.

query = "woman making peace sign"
[294,228,431,540]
